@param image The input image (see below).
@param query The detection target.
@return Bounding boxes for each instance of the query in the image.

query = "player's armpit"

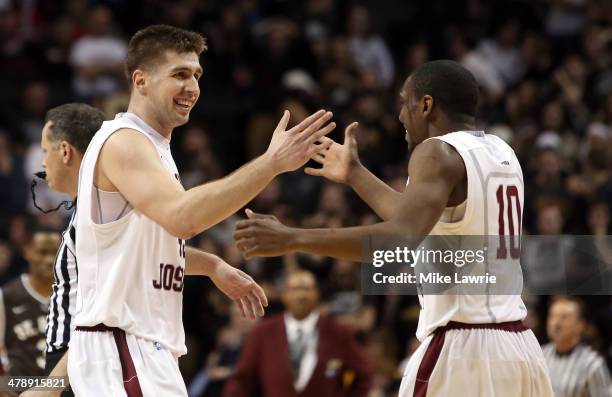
[386,138,466,237]
[97,129,189,238]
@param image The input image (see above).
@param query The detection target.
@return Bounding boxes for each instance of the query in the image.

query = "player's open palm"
[234,209,292,259]
[210,260,268,320]
[265,109,336,174]
[305,122,360,184]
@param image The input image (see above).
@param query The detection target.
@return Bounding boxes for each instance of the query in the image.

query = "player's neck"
[431,116,476,137]
[28,275,53,297]
[126,102,173,139]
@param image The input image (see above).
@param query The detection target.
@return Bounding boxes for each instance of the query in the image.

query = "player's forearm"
[290,222,397,261]
[185,246,224,276]
[348,164,403,221]
[176,154,278,237]
[287,214,429,262]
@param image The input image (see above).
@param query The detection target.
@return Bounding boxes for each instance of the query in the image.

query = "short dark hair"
[409,60,479,120]
[125,25,207,87]
[45,103,105,153]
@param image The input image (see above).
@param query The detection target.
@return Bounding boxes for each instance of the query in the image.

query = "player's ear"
[133,69,147,94]
[422,95,434,118]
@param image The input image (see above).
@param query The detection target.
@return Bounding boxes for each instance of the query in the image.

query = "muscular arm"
[236,140,464,261]
[347,164,403,221]
[98,111,334,239]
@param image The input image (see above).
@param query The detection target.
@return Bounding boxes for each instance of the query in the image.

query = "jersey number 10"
[496,184,522,259]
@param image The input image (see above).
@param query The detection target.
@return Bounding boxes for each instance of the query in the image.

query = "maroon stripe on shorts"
[112,328,144,397]
[75,324,143,397]
[413,330,446,397]
[412,321,527,397]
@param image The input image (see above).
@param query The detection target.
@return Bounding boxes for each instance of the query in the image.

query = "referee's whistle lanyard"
[31,171,75,213]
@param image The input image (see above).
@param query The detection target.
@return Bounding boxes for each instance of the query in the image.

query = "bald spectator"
[223,270,372,397]
[543,296,612,397]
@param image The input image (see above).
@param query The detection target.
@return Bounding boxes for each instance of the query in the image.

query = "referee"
[22,103,104,397]
[542,296,612,397]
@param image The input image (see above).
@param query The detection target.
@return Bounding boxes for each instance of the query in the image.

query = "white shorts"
[67,325,187,397]
[399,321,553,397]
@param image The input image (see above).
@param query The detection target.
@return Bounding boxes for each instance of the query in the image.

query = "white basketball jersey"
[414,130,527,341]
[75,112,187,355]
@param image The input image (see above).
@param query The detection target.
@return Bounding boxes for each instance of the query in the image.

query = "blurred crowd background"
[0,0,611,396]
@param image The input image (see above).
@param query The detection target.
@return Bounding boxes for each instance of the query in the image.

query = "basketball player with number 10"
[234,61,554,397]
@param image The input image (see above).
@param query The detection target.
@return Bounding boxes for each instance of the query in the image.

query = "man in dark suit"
[222,270,372,397]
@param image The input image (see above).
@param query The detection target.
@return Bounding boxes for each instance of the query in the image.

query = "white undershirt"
[284,310,320,392]
[92,187,133,224]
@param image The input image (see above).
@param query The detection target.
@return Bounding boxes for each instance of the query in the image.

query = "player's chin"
[173,111,191,126]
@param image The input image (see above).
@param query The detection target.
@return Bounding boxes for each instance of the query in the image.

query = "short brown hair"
[125,25,207,87]
[45,103,105,153]
[551,295,587,321]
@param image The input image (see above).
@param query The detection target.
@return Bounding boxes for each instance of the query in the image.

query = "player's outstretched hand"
[209,260,268,320]
[305,121,360,184]
[234,209,293,259]
[265,109,336,174]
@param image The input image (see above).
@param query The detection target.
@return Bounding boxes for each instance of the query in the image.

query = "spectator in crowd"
[0,227,58,376]
[69,5,127,99]
[188,303,257,397]
[543,296,612,397]
[522,200,573,294]
[346,5,394,88]
[0,132,28,216]
[222,270,372,397]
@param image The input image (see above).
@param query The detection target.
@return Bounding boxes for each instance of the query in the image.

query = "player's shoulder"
[409,139,464,180]
[413,137,462,162]
[105,128,149,146]
[99,128,158,164]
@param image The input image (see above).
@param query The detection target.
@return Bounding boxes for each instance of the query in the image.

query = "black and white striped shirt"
[543,342,612,397]
[45,210,78,352]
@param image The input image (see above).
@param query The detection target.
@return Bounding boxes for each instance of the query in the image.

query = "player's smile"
[173,97,194,115]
